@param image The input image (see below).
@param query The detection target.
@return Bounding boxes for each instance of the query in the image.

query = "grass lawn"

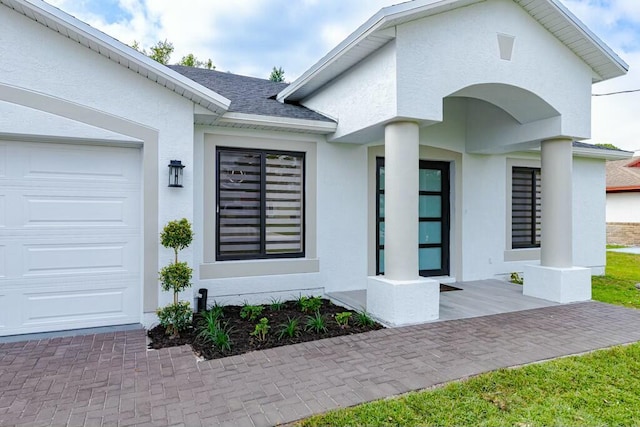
[592,250,640,309]
[297,250,640,427]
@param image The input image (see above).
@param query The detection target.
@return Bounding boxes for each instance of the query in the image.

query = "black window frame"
[511,166,541,249]
[376,158,450,277]
[216,147,306,261]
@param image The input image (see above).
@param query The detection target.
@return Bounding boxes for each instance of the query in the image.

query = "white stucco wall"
[302,41,398,141]
[607,193,640,222]
[573,157,606,274]
[395,0,593,139]
[1,8,196,311]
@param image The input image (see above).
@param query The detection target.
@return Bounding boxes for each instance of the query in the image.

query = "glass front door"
[376,158,450,277]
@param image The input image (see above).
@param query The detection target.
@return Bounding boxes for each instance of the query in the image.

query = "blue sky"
[48,0,640,151]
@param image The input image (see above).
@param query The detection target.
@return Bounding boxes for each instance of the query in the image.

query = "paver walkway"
[2,301,640,427]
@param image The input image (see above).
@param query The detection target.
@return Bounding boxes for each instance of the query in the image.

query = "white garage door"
[0,140,141,336]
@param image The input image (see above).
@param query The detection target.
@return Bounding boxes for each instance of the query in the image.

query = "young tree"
[269,66,285,82]
[157,218,194,338]
[148,39,174,65]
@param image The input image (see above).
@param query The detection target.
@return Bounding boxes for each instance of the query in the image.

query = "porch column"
[385,121,419,280]
[540,138,573,268]
[523,138,591,303]
[367,121,440,326]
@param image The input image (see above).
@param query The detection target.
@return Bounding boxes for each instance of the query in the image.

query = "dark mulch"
[147,299,383,360]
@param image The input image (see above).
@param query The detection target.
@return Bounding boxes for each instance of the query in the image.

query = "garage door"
[0,140,141,336]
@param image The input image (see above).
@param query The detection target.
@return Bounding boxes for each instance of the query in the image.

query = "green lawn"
[298,250,640,427]
[593,251,640,309]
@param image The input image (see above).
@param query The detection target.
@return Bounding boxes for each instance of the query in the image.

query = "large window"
[217,148,304,260]
[511,167,541,248]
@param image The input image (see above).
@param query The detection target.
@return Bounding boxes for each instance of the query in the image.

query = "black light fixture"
[168,160,185,188]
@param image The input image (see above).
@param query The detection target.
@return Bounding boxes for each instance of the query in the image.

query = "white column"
[523,137,591,304]
[540,138,573,268]
[384,121,419,281]
[367,121,439,326]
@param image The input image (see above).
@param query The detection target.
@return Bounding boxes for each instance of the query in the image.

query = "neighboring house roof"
[1,0,230,115]
[278,0,629,102]
[168,66,333,123]
[606,157,640,192]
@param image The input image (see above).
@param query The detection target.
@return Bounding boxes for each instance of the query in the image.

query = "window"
[511,167,541,248]
[216,148,304,260]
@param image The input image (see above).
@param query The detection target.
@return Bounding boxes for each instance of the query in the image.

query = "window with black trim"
[512,167,541,248]
[216,148,304,260]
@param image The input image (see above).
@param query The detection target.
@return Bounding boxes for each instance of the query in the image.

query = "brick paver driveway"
[2,301,640,426]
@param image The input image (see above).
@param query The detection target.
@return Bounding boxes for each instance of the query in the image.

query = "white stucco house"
[606,157,640,245]
[0,0,632,335]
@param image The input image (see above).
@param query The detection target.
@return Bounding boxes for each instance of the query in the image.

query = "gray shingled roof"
[572,141,626,151]
[168,65,334,122]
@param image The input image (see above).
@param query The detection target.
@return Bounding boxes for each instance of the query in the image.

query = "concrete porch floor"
[328,279,559,323]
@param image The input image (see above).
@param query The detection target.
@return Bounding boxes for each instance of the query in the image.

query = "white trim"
[2,0,231,114]
[572,147,633,160]
[217,112,337,134]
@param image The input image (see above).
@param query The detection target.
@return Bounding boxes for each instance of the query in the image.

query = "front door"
[376,158,450,277]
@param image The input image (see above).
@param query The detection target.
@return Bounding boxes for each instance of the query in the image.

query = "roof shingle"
[168,65,334,122]
[606,158,640,190]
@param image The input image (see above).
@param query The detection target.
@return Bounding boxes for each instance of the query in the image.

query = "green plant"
[354,310,375,327]
[158,218,194,338]
[335,312,352,328]
[269,297,285,311]
[278,316,301,339]
[159,262,193,295]
[299,295,323,313]
[156,301,192,337]
[509,272,524,285]
[250,317,270,341]
[240,303,264,321]
[209,301,225,319]
[305,311,328,334]
[197,317,232,352]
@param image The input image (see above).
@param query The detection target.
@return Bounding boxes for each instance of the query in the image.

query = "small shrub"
[299,296,323,313]
[240,303,264,321]
[250,317,270,341]
[197,321,232,352]
[305,311,328,334]
[335,312,352,328]
[269,297,285,311]
[510,272,524,285]
[278,317,301,339]
[354,310,375,327]
[157,301,192,337]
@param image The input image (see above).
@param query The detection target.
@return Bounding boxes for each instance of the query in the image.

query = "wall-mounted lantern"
[168,160,185,188]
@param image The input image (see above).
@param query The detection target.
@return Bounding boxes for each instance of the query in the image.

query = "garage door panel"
[22,287,131,325]
[23,144,136,183]
[0,140,141,336]
[24,242,131,275]
[24,196,128,226]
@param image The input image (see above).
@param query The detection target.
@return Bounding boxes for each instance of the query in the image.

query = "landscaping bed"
[147,297,383,360]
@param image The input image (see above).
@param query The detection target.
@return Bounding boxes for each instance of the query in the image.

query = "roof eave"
[279,0,629,102]
[546,0,628,81]
[607,186,640,193]
[4,0,231,114]
[573,147,634,161]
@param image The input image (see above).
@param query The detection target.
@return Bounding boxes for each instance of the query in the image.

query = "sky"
[47,0,640,152]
